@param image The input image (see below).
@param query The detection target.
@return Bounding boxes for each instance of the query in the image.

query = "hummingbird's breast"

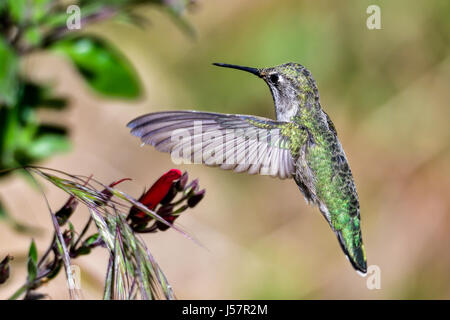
[275,103,299,122]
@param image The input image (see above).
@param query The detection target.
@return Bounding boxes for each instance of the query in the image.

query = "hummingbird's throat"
[268,84,301,122]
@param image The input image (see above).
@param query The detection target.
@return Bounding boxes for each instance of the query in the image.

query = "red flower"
[128,169,205,232]
[128,169,182,223]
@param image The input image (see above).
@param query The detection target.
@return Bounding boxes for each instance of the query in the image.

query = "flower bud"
[187,189,205,208]
[55,197,78,226]
[156,215,177,231]
[184,179,199,196]
[160,182,178,205]
[0,255,13,284]
[176,172,189,191]
[157,204,174,217]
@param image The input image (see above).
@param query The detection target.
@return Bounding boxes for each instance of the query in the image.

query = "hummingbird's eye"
[269,74,279,84]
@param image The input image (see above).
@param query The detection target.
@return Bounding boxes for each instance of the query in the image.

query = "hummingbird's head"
[213,62,319,121]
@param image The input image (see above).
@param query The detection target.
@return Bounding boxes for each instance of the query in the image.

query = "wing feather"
[128,111,300,179]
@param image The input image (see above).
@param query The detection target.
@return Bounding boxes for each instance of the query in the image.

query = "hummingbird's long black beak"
[212,63,261,77]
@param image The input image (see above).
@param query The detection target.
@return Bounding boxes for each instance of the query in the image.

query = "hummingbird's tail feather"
[319,204,367,274]
[315,198,366,274]
[336,230,367,274]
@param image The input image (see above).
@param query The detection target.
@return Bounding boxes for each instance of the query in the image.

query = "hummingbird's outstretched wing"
[128,111,307,179]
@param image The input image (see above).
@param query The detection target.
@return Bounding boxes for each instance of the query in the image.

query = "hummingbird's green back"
[293,105,366,273]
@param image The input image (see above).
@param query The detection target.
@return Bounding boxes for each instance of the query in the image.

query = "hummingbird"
[127,62,367,274]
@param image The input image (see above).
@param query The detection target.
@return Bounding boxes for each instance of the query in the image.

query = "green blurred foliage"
[142,0,449,123]
[52,36,141,98]
[0,0,193,223]
[0,82,70,173]
[0,39,18,106]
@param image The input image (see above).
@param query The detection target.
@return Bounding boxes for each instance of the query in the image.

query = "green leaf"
[51,36,141,99]
[28,240,38,264]
[6,0,27,24]
[75,246,91,256]
[7,0,52,24]
[0,200,6,220]
[42,11,70,29]
[84,233,100,246]
[0,102,20,169]
[24,27,44,47]
[0,39,19,106]
[0,81,70,169]
[30,0,52,23]
[27,239,38,282]
[26,134,71,160]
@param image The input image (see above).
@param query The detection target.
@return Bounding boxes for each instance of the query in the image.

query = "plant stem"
[8,283,29,300]
[72,216,93,251]
[37,234,56,268]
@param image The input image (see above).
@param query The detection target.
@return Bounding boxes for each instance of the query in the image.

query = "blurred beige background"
[1,0,449,299]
